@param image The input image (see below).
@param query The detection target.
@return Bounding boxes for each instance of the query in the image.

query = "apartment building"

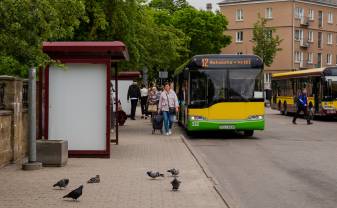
[219,0,337,89]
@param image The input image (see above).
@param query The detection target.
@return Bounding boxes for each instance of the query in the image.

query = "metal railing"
[0,83,5,110]
[22,83,28,108]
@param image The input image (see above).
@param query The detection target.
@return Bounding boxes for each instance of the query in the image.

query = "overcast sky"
[187,0,222,11]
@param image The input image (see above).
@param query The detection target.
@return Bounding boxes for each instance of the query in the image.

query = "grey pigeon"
[167,168,179,176]
[87,175,100,183]
[63,185,83,201]
[146,171,164,179]
[171,177,181,191]
[53,178,69,189]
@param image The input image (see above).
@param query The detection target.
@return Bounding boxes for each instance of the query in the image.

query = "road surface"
[186,109,337,208]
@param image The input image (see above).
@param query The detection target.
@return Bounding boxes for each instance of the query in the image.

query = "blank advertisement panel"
[49,64,106,151]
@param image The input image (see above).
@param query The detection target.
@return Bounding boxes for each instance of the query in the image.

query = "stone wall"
[0,76,28,168]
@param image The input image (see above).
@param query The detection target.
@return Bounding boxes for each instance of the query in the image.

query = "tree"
[252,15,282,67]
[0,0,86,77]
[171,8,231,55]
[149,0,190,13]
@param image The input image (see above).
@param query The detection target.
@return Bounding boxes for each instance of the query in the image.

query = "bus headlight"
[190,116,206,121]
[248,115,264,120]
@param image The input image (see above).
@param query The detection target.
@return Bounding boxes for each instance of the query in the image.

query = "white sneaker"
[165,132,170,136]
[168,130,172,135]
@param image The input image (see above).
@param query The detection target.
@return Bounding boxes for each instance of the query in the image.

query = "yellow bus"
[176,54,265,136]
[271,67,337,117]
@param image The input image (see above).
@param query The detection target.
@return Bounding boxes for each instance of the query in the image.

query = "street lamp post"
[22,67,42,170]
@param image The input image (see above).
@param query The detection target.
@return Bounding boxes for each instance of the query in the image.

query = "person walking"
[127,81,141,120]
[293,89,313,125]
[158,82,179,136]
[140,84,149,119]
[147,86,158,116]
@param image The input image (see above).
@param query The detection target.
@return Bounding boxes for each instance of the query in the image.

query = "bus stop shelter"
[42,41,128,158]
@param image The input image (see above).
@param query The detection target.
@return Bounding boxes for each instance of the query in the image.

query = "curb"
[180,134,239,208]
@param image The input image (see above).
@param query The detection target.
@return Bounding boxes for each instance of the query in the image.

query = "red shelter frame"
[42,41,128,157]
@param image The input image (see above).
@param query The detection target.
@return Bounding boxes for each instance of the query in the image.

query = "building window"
[295,7,304,19]
[327,33,333,45]
[295,51,303,63]
[317,53,322,67]
[264,73,272,84]
[328,12,333,24]
[308,9,314,20]
[295,29,303,41]
[236,31,243,42]
[308,31,314,42]
[327,53,332,65]
[318,32,323,48]
[236,9,243,21]
[265,8,272,19]
[318,10,323,27]
[307,53,314,64]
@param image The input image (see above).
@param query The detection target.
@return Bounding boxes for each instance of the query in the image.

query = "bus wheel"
[244,130,254,137]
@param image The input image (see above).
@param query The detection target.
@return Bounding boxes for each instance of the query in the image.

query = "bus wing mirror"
[183,69,189,80]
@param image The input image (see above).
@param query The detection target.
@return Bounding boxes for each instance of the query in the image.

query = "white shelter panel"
[117,80,132,115]
[49,64,107,151]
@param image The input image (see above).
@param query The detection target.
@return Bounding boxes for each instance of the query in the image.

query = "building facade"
[219,0,337,89]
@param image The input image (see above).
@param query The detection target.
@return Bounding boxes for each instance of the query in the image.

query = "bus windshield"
[189,69,263,107]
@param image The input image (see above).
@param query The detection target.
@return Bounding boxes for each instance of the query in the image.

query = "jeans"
[293,106,311,124]
[130,99,138,119]
[162,111,173,133]
[140,96,148,115]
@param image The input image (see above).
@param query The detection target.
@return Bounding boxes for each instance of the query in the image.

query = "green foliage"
[252,15,283,67]
[171,8,231,55]
[0,0,86,77]
[149,0,190,13]
[0,0,230,80]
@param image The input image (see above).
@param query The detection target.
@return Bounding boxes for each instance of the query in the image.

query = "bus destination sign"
[201,58,252,68]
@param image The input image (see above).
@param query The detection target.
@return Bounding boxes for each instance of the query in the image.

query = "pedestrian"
[292,88,313,125]
[140,84,148,119]
[158,82,179,136]
[127,81,141,120]
[147,86,158,116]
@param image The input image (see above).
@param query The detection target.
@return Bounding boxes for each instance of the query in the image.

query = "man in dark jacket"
[127,81,141,120]
[293,89,313,125]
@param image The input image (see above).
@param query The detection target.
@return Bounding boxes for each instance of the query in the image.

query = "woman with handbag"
[158,82,179,136]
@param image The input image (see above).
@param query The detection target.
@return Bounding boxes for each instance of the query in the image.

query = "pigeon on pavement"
[53,179,69,189]
[167,168,179,177]
[87,175,100,183]
[146,171,164,179]
[63,185,83,201]
[171,177,181,191]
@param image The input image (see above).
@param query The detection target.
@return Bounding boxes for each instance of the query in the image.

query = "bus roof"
[272,67,337,79]
[187,54,263,70]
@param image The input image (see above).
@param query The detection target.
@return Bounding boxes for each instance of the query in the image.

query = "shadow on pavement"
[183,130,259,140]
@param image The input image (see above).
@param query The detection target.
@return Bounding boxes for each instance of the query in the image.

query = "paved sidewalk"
[0,115,225,208]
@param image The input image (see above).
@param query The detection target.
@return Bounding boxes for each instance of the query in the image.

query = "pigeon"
[87,175,100,183]
[167,168,179,177]
[53,178,69,189]
[63,185,83,201]
[171,177,181,191]
[146,171,164,179]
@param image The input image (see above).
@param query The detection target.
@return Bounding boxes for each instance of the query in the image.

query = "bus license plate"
[219,125,235,130]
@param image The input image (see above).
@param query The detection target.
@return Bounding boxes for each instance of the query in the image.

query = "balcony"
[301,62,315,69]
[300,18,309,27]
[300,40,309,48]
